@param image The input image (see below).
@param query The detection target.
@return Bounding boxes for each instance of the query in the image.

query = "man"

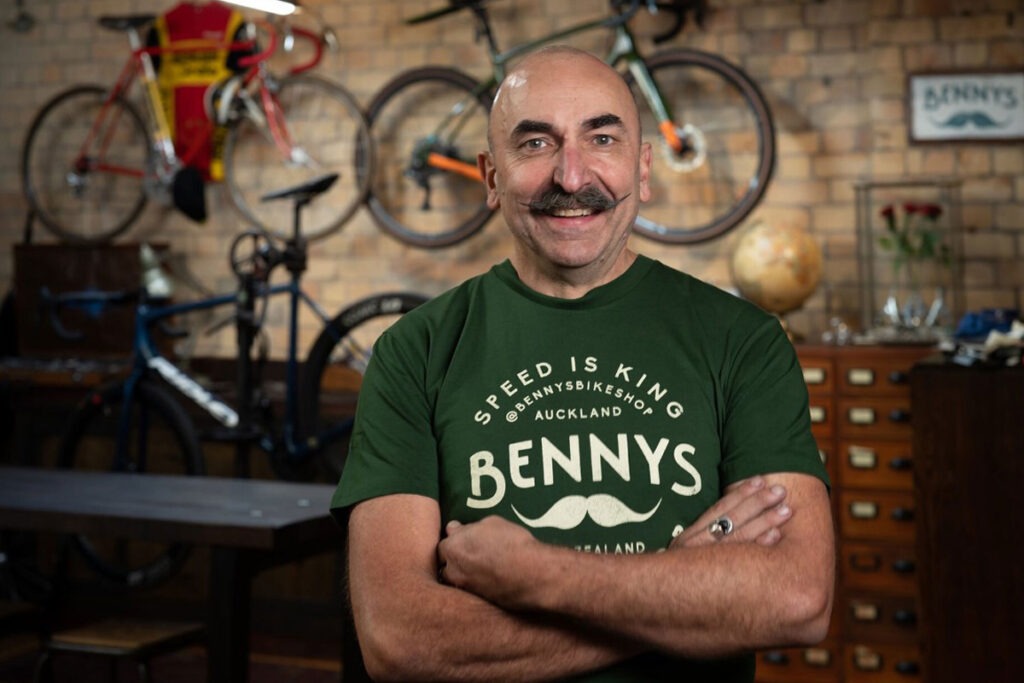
[333,46,834,682]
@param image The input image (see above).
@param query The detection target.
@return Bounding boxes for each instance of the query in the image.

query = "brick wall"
[1,0,1021,357]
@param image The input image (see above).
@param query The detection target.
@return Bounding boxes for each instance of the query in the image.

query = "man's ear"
[638,142,653,203]
[478,151,500,209]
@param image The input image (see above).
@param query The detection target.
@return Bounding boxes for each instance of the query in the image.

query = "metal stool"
[33,617,205,683]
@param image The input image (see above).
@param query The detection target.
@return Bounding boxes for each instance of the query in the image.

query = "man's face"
[479,51,652,290]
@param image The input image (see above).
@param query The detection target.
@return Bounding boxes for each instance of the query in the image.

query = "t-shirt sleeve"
[717,317,829,489]
[330,322,439,515]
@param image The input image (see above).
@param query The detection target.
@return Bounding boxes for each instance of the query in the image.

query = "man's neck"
[510,250,638,300]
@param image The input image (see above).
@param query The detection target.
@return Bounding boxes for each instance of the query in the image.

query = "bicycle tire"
[297,292,428,480]
[223,73,372,242]
[22,85,150,244]
[57,378,205,589]
[365,67,494,248]
[627,49,776,244]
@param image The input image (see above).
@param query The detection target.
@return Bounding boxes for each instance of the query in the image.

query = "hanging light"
[219,0,297,16]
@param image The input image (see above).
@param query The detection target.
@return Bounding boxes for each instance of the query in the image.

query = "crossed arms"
[346,472,835,682]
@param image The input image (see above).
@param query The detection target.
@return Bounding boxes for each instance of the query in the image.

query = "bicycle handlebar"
[40,286,139,341]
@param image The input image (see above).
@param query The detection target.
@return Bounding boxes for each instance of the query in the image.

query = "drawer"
[799,354,834,396]
[839,491,915,542]
[836,351,925,397]
[838,440,914,491]
[755,641,840,682]
[841,542,917,595]
[808,398,833,440]
[837,397,913,440]
[844,593,919,643]
[844,642,922,681]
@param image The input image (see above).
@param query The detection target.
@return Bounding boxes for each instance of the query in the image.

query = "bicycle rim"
[22,86,149,244]
[629,50,776,244]
[57,380,205,588]
[366,67,494,248]
[224,73,372,242]
[299,292,428,480]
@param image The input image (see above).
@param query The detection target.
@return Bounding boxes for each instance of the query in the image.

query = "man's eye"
[524,138,547,150]
[594,134,614,146]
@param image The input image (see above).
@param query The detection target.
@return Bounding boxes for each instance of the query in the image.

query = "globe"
[729,221,823,317]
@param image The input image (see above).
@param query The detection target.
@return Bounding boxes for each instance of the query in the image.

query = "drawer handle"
[888,457,913,471]
[892,559,916,574]
[762,650,789,665]
[803,647,831,667]
[849,552,882,572]
[895,660,921,675]
[891,507,915,522]
[888,370,910,385]
[893,609,918,627]
[889,408,911,423]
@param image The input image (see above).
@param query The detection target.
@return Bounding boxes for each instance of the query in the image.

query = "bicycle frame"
[54,267,347,472]
[421,0,682,181]
[79,16,328,188]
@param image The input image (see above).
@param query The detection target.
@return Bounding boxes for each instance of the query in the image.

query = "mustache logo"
[512,494,661,530]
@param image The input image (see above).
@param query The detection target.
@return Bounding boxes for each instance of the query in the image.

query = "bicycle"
[365,0,775,248]
[21,2,372,244]
[42,173,427,588]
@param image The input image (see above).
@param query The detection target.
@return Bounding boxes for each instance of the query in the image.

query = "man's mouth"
[548,207,596,218]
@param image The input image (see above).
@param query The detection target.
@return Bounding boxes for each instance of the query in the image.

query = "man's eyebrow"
[584,113,625,131]
[511,119,556,138]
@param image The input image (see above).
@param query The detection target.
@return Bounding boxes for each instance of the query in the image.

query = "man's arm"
[347,476,801,681]
[347,493,640,682]
[440,472,835,658]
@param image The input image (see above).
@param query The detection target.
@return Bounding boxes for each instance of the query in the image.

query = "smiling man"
[334,46,834,682]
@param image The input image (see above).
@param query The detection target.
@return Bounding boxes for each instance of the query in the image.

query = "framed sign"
[908,70,1024,143]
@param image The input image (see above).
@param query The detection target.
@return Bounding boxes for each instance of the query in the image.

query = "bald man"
[334,46,834,682]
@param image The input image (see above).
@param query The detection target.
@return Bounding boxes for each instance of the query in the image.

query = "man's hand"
[670,475,792,549]
[438,516,539,606]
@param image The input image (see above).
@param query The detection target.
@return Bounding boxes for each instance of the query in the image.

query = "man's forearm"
[348,495,641,682]
[441,473,835,658]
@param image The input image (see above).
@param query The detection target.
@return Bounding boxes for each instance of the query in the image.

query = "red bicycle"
[21,4,371,243]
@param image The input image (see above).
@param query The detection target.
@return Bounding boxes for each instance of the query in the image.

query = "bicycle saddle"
[98,15,156,32]
[260,173,339,203]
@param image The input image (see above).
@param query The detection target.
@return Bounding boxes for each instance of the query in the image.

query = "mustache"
[512,494,661,530]
[525,186,628,214]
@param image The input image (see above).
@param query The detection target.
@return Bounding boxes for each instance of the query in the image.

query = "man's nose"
[552,142,590,193]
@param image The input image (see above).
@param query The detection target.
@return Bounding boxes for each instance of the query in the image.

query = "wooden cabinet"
[910,361,1024,683]
[756,345,931,683]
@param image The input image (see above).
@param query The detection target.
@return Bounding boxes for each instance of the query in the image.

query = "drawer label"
[803,367,826,385]
[809,406,826,423]
[848,407,876,425]
[848,368,875,386]
[848,446,878,469]
[850,501,879,519]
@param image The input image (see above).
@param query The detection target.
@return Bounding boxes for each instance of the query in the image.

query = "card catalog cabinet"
[756,345,932,683]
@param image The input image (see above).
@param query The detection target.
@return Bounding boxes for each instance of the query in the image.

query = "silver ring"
[708,516,734,540]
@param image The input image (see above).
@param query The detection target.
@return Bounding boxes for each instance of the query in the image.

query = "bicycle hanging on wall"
[43,174,427,588]
[366,0,776,248]
[21,3,371,244]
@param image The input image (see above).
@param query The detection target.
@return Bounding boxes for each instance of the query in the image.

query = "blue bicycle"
[46,173,426,587]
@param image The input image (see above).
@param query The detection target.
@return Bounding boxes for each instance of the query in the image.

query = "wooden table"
[0,466,343,683]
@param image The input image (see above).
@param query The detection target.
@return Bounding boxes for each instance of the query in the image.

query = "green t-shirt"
[333,256,827,682]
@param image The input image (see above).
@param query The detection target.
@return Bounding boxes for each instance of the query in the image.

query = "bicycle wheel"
[365,67,494,248]
[22,85,151,244]
[297,292,428,480]
[57,379,205,588]
[224,73,372,242]
[628,49,776,244]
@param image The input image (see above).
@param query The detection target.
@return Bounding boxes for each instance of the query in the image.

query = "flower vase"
[897,260,927,329]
